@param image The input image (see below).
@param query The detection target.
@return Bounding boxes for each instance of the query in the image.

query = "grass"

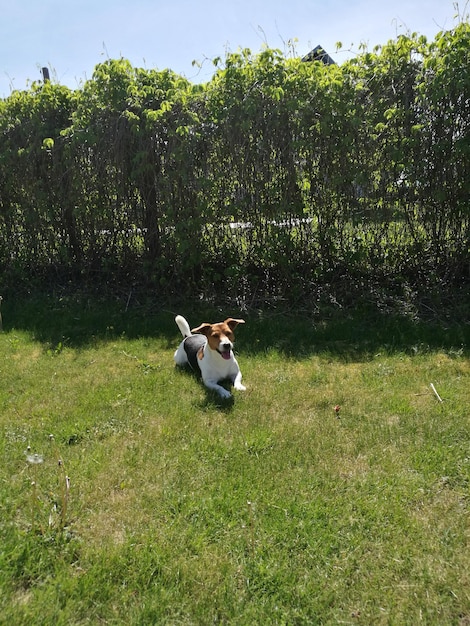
[0,295,469,625]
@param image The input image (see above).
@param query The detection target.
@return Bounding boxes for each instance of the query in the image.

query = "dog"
[174,315,246,399]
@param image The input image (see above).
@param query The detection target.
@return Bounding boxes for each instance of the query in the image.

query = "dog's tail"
[175,315,192,338]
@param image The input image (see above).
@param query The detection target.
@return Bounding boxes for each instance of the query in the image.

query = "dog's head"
[191,318,245,360]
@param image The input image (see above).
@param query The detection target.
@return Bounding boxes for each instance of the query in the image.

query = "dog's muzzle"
[217,346,232,360]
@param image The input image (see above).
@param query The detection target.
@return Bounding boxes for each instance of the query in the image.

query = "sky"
[0,0,465,97]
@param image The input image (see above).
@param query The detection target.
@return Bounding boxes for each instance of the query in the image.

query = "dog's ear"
[225,318,245,330]
[191,323,212,336]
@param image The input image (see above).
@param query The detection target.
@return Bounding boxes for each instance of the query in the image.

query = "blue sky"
[0,0,463,97]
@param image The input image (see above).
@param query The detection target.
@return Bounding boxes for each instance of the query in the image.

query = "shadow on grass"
[173,359,236,410]
[2,292,468,361]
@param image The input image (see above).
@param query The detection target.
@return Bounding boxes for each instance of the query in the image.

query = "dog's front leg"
[232,372,246,391]
[204,379,232,399]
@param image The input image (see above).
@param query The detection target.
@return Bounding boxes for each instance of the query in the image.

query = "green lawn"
[0,296,469,625]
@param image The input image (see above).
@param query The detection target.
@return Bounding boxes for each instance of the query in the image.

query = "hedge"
[0,24,468,306]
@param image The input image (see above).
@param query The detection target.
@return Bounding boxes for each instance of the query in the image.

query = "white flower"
[26,453,44,465]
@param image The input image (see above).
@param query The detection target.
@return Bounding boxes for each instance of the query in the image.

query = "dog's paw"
[234,383,246,391]
[217,387,233,400]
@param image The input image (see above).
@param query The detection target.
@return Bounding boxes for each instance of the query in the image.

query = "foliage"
[0,25,469,306]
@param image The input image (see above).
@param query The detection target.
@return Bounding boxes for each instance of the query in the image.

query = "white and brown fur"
[174,315,246,399]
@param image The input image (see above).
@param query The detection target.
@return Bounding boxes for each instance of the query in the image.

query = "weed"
[22,437,71,535]
[25,447,44,532]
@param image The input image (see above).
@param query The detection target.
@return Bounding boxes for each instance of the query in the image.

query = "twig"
[430,383,443,403]
[121,351,139,360]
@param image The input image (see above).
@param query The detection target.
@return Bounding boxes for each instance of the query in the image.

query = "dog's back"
[181,334,206,372]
